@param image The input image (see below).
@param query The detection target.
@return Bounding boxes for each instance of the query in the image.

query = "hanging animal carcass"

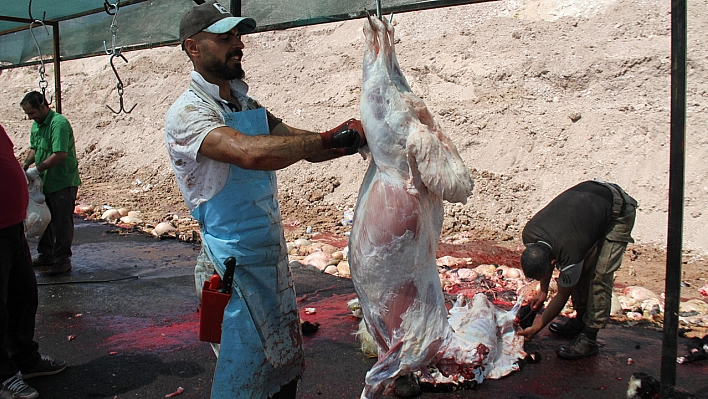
[349,15,526,399]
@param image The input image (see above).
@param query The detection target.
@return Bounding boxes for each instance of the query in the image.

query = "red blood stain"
[101,312,200,352]
[446,287,483,298]
[310,233,521,269]
[298,293,360,344]
[309,232,349,249]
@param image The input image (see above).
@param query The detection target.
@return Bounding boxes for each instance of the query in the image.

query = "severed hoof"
[301,321,320,335]
[517,352,542,371]
[393,373,422,398]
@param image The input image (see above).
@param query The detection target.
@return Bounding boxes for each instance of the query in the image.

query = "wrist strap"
[320,132,332,149]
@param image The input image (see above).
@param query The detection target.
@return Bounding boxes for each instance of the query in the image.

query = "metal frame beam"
[52,22,62,113]
[246,0,496,31]
[661,0,686,396]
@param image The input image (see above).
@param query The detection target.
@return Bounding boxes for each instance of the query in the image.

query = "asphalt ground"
[23,218,708,398]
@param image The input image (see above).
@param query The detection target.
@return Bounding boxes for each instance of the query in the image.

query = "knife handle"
[219,257,236,294]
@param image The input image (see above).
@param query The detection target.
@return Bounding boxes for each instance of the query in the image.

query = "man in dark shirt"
[518,180,637,359]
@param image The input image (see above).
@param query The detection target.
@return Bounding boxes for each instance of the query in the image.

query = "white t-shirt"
[164,72,257,211]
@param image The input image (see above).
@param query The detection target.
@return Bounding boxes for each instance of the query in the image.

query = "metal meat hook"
[366,0,393,28]
[106,52,136,114]
[28,19,52,105]
[28,0,45,24]
[102,1,135,114]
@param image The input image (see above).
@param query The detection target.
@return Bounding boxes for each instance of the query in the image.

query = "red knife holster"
[199,274,230,344]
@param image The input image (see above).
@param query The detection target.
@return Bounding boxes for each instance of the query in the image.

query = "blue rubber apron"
[189,92,303,398]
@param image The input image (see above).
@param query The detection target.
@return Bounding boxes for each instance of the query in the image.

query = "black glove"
[320,119,365,154]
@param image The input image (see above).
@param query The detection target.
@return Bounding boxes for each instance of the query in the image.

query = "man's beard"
[204,49,245,81]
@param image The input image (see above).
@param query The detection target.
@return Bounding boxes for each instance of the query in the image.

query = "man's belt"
[592,179,624,218]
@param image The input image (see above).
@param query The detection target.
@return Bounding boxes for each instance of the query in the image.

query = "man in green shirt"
[21,91,81,276]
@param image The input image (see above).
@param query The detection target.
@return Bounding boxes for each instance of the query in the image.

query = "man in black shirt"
[518,180,637,359]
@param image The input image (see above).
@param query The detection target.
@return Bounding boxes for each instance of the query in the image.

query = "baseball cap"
[179,1,256,44]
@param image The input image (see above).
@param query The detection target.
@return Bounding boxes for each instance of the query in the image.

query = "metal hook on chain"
[103,1,121,56]
[28,0,52,104]
[102,1,136,114]
[103,0,117,15]
[106,53,136,114]
[366,1,393,30]
[28,0,45,25]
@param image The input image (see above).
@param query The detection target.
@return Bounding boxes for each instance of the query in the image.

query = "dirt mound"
[1,0,707,295]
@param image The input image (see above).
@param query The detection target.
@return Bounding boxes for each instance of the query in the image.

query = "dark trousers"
[0,222,40,380]
[38,186,78,263]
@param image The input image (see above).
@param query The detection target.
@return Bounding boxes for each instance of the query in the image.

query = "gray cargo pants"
[572,183,638,330]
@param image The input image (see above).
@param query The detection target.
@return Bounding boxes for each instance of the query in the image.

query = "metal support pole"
[52,22,62,114]
[660,0,686,397]
[230,0,242,17]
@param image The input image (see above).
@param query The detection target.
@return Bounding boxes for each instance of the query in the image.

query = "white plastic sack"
[24,175,51,239]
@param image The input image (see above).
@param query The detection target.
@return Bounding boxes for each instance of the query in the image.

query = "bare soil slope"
[1,0,707,298]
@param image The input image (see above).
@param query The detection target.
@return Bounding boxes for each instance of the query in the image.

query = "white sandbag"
[25,175,51,239]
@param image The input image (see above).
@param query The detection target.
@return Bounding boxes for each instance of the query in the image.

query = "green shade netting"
[0,0,490,68]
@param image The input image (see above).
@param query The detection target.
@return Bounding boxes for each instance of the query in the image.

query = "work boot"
[393,373,421,398]
[548,318,585,338]
[556,333,599,360]
[46,261,72,276]
[31,255,55,268]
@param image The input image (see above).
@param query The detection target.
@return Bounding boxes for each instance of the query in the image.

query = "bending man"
[518,179,637,360]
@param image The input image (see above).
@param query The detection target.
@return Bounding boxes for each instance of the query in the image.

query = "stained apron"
[190,106,304,399]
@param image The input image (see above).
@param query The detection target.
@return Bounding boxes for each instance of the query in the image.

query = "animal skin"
[626,372,695,399]
[677,335,708,364]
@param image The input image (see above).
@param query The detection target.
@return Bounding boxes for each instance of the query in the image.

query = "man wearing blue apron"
[164,2,365,398]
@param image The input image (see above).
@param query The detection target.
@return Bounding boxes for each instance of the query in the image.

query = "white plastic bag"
[24,175,51,239]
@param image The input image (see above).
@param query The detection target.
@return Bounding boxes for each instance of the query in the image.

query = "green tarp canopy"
[0,0,493,69]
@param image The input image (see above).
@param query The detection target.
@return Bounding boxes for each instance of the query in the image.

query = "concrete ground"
[24,219,708,398]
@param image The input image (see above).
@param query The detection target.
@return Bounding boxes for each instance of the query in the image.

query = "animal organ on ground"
[349,15,524,399]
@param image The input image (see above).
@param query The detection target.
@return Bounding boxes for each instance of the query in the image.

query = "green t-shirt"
[29,110,81,194]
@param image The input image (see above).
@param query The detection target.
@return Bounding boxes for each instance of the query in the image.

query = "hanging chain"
[103,0,121,56]
[28,0,51,104]
[103,0,136,114]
